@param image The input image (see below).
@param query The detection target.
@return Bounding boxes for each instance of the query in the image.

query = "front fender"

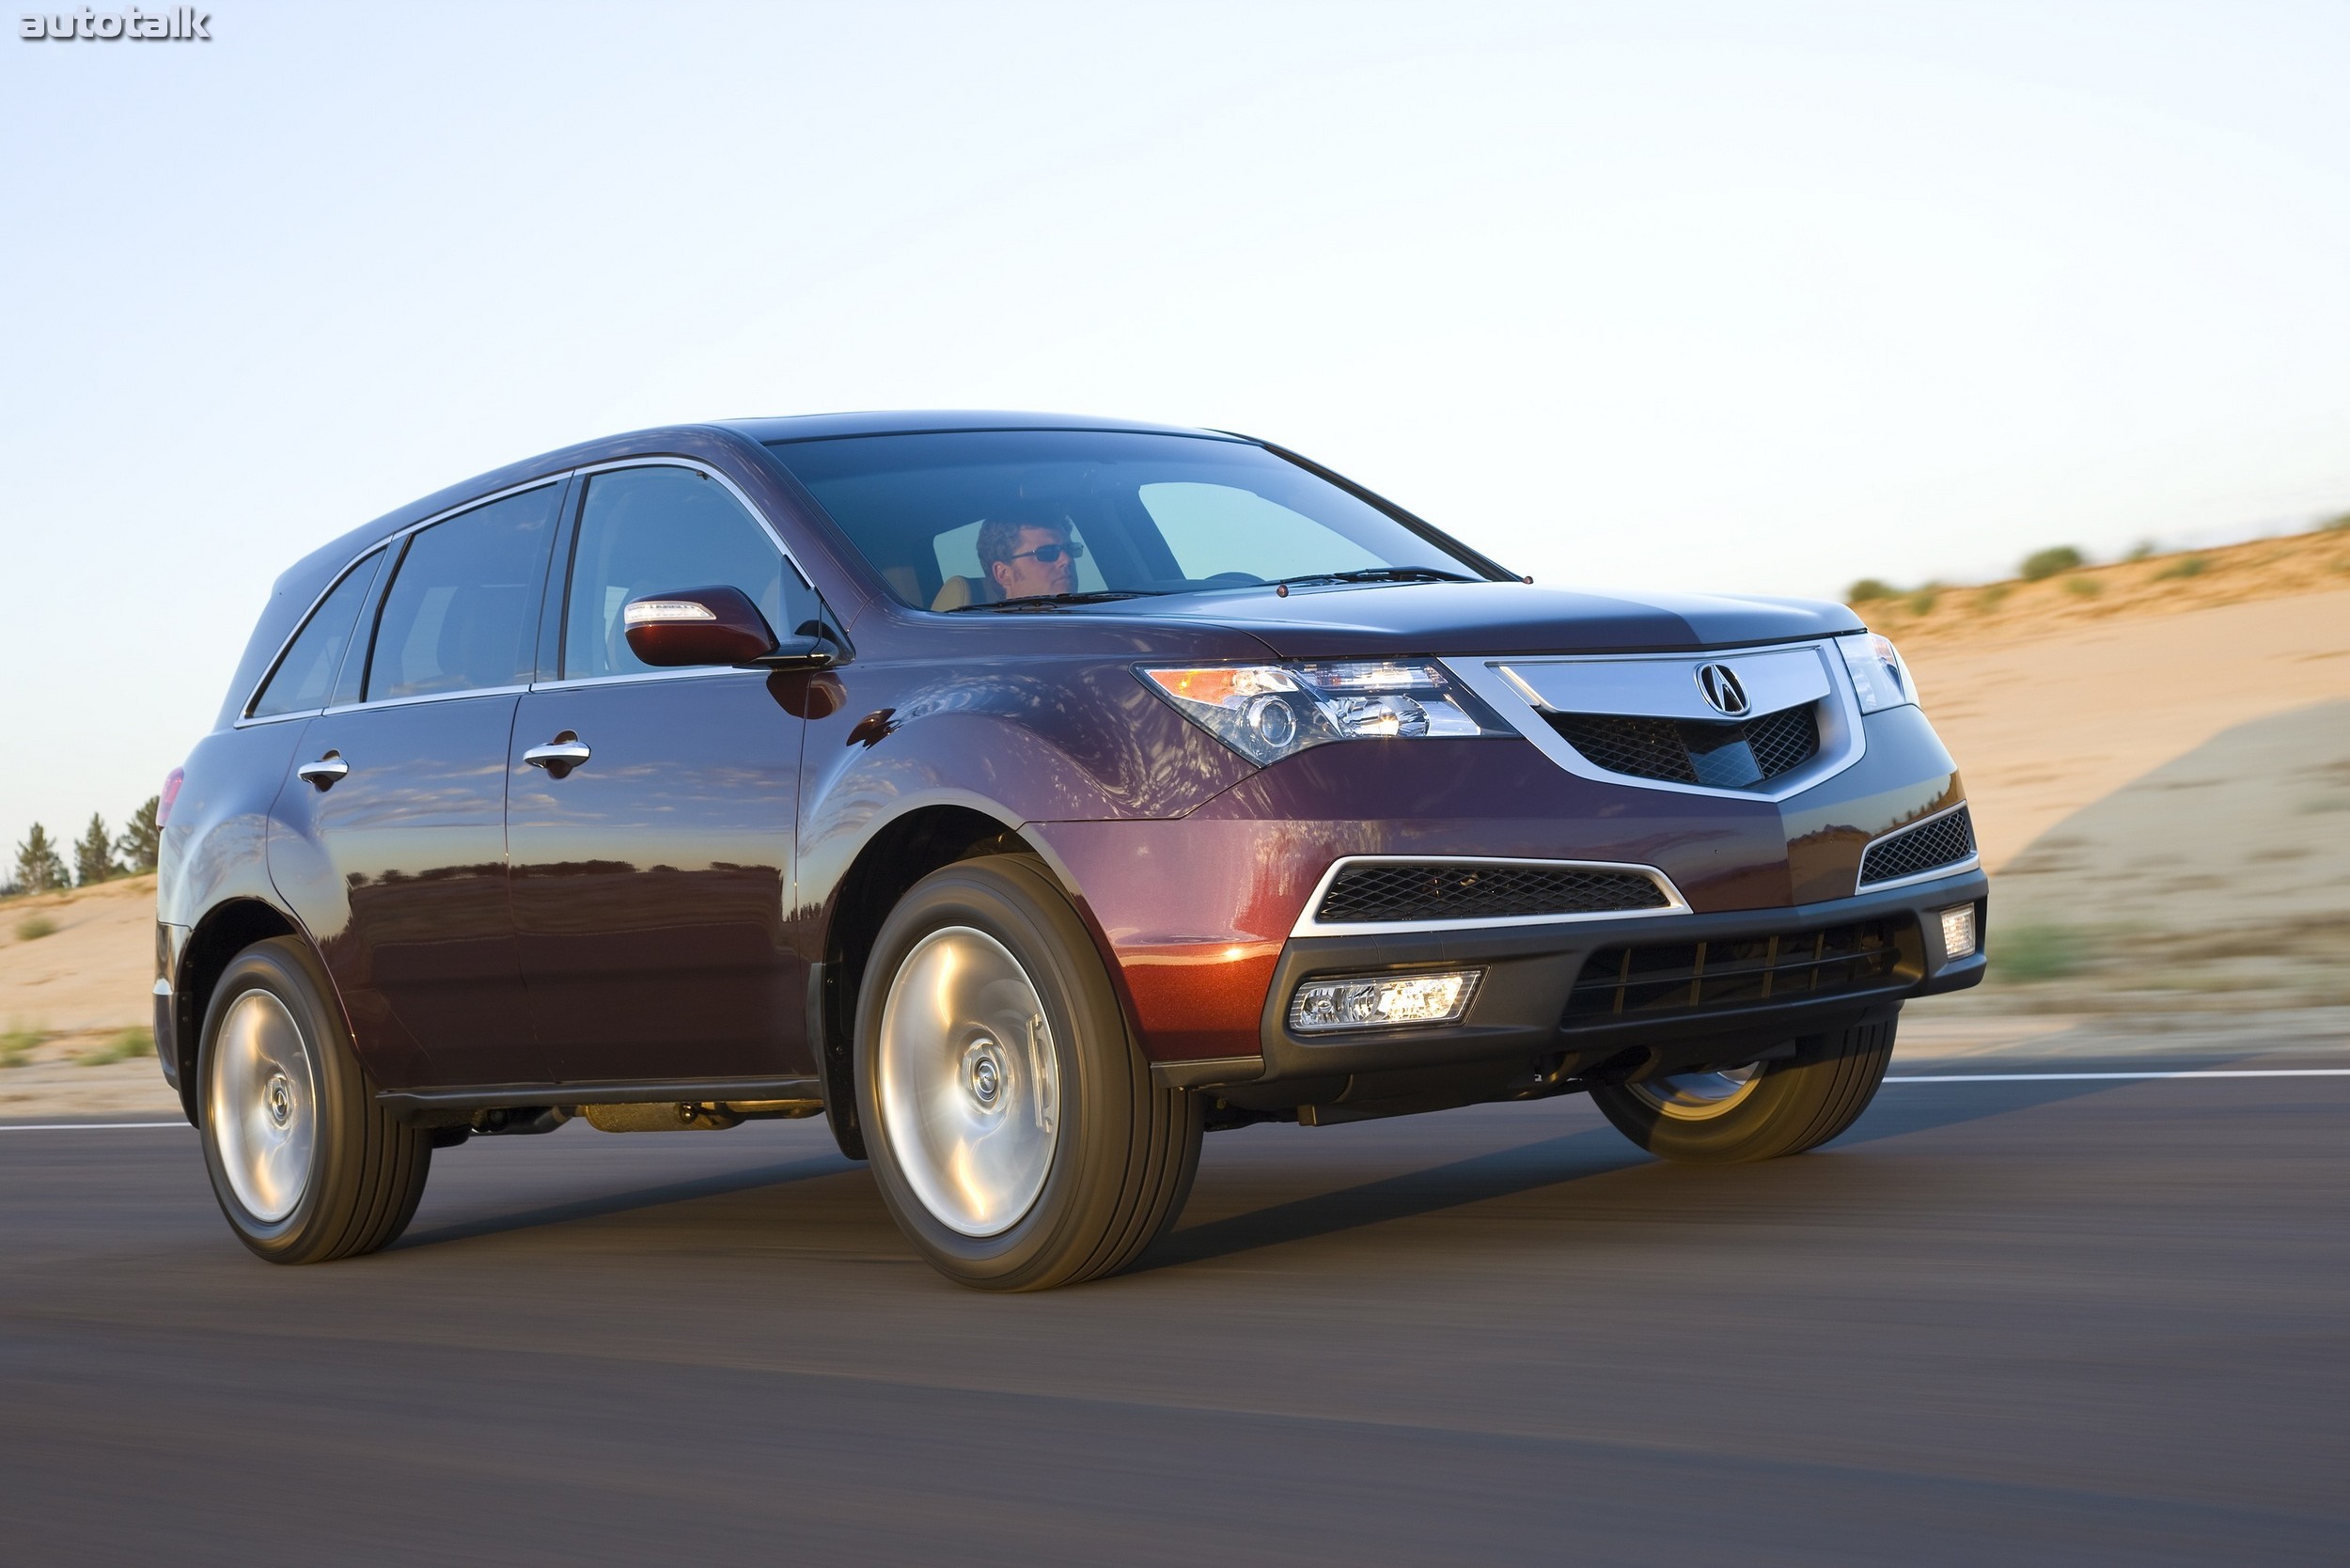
[797,655,1252,849]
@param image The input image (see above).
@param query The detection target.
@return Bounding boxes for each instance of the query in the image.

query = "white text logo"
[20,7,211,39]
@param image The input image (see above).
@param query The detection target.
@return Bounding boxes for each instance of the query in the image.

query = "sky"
[5,0,2350,859]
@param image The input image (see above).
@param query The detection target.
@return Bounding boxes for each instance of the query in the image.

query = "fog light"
[1939,904,1978,961]
[1290,969,1481,1033]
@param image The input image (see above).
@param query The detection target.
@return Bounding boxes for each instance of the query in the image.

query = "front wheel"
[1590,1014,1897,1164]
[855,857,1201,1290]
[196,937,431,1262]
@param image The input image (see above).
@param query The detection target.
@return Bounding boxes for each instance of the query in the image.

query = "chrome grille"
[1564,917,1916,1021]
[1316,861,1671,925]
[1858,806,1976,887]
[1543,703,1820,790]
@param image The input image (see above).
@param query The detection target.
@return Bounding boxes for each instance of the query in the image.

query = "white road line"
[1887,1068,2350,1084]
[3,1070,2348,1131]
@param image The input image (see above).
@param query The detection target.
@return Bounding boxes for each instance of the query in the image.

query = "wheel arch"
[810,800,1131,1160]
[173,897,306,1123]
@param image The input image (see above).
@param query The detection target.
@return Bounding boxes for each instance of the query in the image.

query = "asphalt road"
[5,1062,2347,1566]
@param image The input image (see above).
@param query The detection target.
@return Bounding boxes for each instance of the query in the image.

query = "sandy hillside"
[1864,520,2350,646]
[0,874,180,1117]
[5,537,2346,1114]
[1902,588,2350,869]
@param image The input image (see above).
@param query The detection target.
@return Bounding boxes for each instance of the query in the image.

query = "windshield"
[763,430,1492,611]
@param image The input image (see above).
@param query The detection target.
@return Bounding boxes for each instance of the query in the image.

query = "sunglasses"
[1009,541,1086,565]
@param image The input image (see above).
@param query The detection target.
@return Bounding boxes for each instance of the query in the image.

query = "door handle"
[296,753,349,790]
[524,735,591,776]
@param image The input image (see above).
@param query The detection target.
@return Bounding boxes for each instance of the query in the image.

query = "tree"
[114,796,161,874]
[13,824,68,895]
[73,814,119,886]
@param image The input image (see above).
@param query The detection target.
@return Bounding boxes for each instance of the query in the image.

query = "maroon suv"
[155,412,1984,1289]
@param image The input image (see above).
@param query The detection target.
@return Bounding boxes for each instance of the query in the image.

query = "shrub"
[2063,574,2102,597]
[2021,545,2085,581]
[2323,511,2350,533]
[2123,540,2157,562]
[1974,582,2012,610]
[15,916,57,941]
[1906,588,1939,616]
[2154,554,2208,580]
[1997,924,2092,982]
[78,1027,153,1067]
[1846,577,1897,604]
[0,1027,42,1068]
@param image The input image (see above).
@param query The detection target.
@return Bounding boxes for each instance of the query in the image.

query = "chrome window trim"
[1854,800,1982,894]
[234,544,393,725]
[529,666,749,695]
[553,455,819,682]
[318,684,532,718]
[563,454,817,588]
[1290,855,1690,939]
[233,454,822,723]
[1441,640,1869,803]
[233,475,568,724]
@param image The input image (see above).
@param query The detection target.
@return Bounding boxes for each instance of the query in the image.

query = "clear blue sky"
[6,0,2348,857]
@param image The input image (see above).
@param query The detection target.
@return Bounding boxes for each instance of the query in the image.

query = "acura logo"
[1695,663,1749,716]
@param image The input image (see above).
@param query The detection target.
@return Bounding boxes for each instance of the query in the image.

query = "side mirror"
[623,586,778,667]
[622,588,841,670]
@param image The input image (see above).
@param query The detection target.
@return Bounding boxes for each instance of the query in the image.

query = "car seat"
[931,574,1003,611]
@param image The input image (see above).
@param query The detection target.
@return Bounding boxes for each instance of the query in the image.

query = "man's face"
[989,525,1079,600]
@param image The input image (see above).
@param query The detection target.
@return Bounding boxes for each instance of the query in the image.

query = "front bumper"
[1152,867,1986,1093]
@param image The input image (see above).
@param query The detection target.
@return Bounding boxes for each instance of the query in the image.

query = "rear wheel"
[1590,1013,1897,1164]
[196,937,431,1262]
[855,857,1201,1290]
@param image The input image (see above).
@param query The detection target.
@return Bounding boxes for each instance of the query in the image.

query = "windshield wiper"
[948,589,1169,613]
[1266,566,1478,589]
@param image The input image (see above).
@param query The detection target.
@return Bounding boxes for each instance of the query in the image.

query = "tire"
[196,937,431,1263]
[1590,1012,1898,1165]
[854,857,1201,1291]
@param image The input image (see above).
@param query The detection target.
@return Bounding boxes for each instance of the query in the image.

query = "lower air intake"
[1316,861,1671,925]
[1858,806,1977,887]
[1564,917,1919,1022]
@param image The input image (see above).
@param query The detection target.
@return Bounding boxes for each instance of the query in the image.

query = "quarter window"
[366,486,557,701]
[563,467,811,681]
[250,549,384,718]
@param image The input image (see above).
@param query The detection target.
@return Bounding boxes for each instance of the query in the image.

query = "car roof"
[719,410,1248,445]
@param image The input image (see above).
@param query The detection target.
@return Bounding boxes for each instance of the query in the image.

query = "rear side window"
[249,550,384,718]
[563,466,816,681]
[367,485,557,701]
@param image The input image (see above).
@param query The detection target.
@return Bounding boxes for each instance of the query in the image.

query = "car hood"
[1131,580,1864,658]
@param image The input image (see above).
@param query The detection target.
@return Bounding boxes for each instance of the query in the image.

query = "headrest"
[931,574,1003,612]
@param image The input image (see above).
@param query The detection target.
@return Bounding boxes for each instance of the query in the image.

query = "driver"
[978,516,1085,601]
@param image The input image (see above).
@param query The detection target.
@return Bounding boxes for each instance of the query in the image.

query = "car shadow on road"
[393,1153,852,1250]
[1134,1126,1638,1273]
[1835,1073,2124,1148]
[1139,1075,2123,1274]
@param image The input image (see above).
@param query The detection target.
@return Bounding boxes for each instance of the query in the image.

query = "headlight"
[1139,660,1512,765]
[1836,633,1920,714]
